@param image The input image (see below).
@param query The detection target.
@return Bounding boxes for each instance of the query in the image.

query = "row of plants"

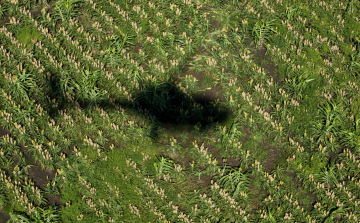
[0,0,359,222]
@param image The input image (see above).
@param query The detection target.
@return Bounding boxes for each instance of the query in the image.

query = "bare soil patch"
[261,142,280,174]
[0,125,65,217]
[133,42,142,54]
[247,175,269,216]
[244,36,282,85]
[0,206,10,223]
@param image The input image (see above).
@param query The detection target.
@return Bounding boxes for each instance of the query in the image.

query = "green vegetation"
[0,0,359,222]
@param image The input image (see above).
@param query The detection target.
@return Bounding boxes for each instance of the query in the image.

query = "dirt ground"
[0,125,64,222]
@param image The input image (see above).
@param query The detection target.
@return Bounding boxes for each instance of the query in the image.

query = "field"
[0,0,359,222]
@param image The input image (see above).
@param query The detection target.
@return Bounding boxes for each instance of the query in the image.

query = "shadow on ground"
[43,74,231,143]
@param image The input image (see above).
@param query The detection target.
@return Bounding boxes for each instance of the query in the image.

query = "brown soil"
[0,206,9,223]
[247,175,269,216]
[29,4,42,19]
[159,149,191,170]
[176,63,233,118]
[261,142,280,174]
[77,7,92,29]
[205,143,223,166]
[0,125,65,219]
[46,194,63,207]
[226,157,240,168]
[244,36,282,85]
[133,42,142,54]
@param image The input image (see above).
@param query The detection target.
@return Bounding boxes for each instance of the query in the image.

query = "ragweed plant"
[340,115,360,152]
[0,4,5,19]
[110,32,136,52]
[310,100,344,151]
[216,166,250,199]
[284,5,299,22]
[50,69,76,106]
[52,0,82,23]
[250,19,277,48]
[314,165,339,189]
[10,105,37,130]
[349,52,360,77]
[100,48,123,69]
[6,68,36,102]
[218,119,244,154]
[284,70,315,100]
[72,68,107,109]
[153,156,174,179]
[31,205,60,222]
[132,82,170,116]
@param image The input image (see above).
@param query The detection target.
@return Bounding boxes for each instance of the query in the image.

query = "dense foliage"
[0,0,359,222]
